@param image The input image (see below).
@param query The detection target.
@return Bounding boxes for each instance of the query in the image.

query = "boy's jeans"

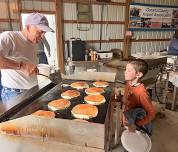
[1,87,26,104]
[123,108,152,136]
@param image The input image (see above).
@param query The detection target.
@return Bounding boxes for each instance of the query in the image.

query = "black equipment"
[67,38,86,61]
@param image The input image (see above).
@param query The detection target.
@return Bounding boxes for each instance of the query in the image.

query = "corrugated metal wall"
[63,1,126,51]
[0,0,178,55]
[0,0,19,32]
[63,0,178,54]
[21,0,55,12]
[0,0,55,32]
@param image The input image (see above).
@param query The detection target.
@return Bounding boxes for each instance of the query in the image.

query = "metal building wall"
[0,0,19,32]
[63,0,178,54]
[0,0,55,33]
[63,1,126,51]
[1,0,177,56]
[21,0,55,12]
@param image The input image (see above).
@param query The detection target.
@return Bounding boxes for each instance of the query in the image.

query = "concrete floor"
[112,109,178,152]
[151,110,178,152]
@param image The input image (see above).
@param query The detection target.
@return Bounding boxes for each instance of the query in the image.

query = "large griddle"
[48,79,112,124]
[11,79,113,124]
[0,72,117,152]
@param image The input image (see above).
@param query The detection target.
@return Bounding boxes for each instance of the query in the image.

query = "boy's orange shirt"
[122,82,156,126]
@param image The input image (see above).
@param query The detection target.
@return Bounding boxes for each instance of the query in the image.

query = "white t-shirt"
[0,31,38,89]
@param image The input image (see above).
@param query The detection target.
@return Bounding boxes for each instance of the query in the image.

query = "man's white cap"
[25,12,54,32]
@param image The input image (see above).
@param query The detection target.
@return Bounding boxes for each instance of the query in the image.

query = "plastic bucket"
[37,64,51,84]
[121,130,152,152]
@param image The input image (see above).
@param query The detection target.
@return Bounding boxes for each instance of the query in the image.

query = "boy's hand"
[114,88,122,99]
[128,124,136,133]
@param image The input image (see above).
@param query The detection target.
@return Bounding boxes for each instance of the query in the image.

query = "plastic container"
[37,64,51,84]
[65,58,75,75]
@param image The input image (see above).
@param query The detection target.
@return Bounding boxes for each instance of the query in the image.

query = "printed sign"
[129,3,178,30]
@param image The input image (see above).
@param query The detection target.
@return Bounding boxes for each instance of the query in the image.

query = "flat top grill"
[12,79,113,124]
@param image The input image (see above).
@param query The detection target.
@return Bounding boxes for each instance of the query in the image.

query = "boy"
[122,59,155,135]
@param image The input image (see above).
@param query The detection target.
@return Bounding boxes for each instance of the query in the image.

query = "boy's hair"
[128,59,148,77]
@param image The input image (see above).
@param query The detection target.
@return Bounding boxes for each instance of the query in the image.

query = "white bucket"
[121,130,152,152]
[37,64,51,84]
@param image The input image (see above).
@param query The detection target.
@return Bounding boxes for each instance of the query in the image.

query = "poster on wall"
[129,3,178,30]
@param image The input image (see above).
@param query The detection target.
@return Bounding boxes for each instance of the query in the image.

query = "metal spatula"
[38,69,62,84]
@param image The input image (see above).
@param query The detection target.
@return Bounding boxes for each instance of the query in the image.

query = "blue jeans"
[1,87,26,104]
[123,108,152,136]
[39,52,48,64]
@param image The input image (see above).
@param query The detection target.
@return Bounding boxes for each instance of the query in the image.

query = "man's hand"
[128,124,136,133]
[20,62,39,76]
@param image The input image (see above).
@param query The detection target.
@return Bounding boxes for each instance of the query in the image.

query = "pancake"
[71,104,98,120]
[32,110,55,118]
[70,81,89,89]
[0,124,20,135]
[84,94,106,105]
[61,90,80,99]
[85,87,104,95]
[93,81,109,88]
[48,99,71,111]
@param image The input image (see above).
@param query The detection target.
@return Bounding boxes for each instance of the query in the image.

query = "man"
[0,12,54,103]
[168,29,178,55]
[37,36,51,64]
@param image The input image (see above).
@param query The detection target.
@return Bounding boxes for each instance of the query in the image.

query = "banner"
[129,3,178,30]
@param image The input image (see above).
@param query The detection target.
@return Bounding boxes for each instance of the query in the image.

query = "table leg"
[171,86,177,111]
[163,71,169,104]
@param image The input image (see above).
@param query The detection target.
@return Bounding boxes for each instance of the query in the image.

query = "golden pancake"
[70,81,89,89]
[0,124,20,135]
[84,94,106,105]
[93,81,109,88]
[61,90,80,99]
[85,87,104,95]
[48,99,71,111]
[32,110,55,118]
[71,104,98,120]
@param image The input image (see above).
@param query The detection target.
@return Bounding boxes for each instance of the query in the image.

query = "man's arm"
[0,55,21,70]
[0,32,38,76]
[0,55,38,76]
